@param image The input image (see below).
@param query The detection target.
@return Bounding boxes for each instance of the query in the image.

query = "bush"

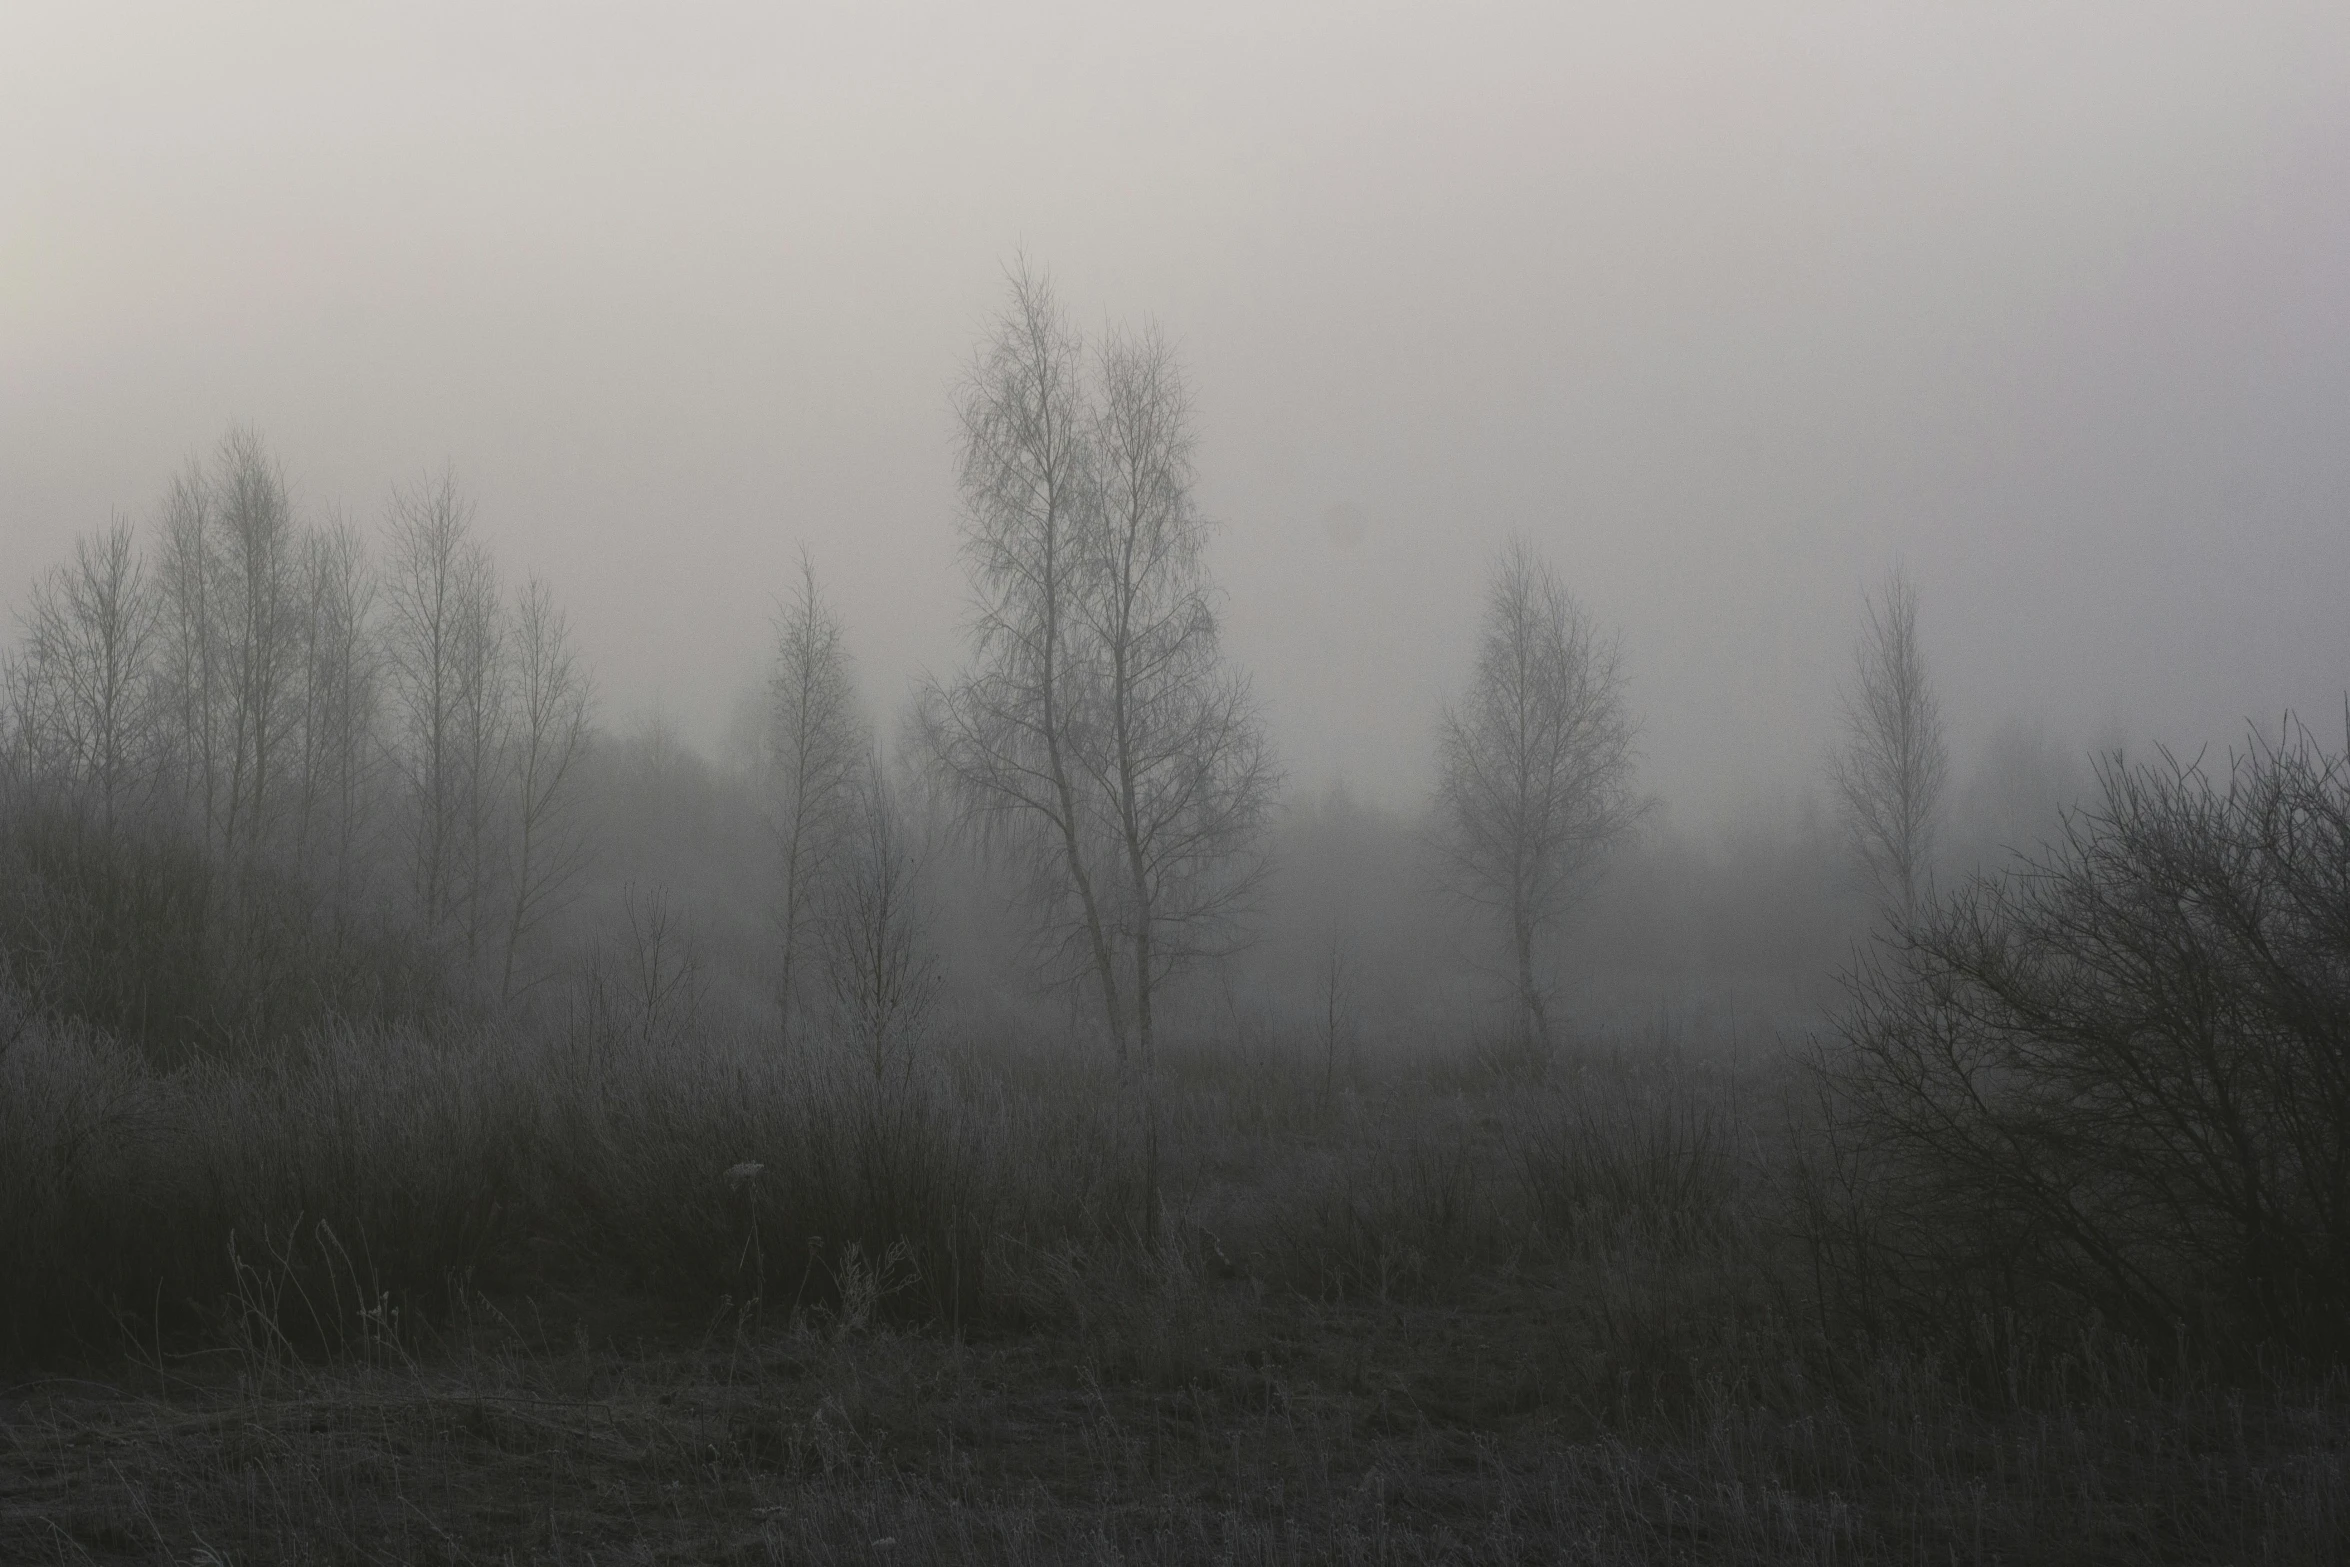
[0,1002,1147,1365]
[1822,719,2350,1361]
[0,794,445,1066]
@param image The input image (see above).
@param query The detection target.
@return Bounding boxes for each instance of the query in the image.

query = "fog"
[19,14,2350,1538]
[9,0,2350,828]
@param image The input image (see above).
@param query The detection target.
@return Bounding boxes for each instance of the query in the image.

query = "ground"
[8,1274,2346,1565]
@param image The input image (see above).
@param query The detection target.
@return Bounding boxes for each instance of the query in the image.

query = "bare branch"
[1435,537,1644,1055]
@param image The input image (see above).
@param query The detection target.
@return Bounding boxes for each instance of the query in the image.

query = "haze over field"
[7,1,2350,823]
[18,15,2350,1558]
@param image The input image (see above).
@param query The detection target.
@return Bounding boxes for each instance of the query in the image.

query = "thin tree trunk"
[1037,497,1127,1059]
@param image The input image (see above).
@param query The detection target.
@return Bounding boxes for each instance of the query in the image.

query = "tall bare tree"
[922,266,1127,1047]
[381,470,505,955]
[819,745,939,1081]
[1436,538,1643,1055]
[154,430,303,865]
[924,269,1273,1068]
[1,431,608,1041]
[766,552,865,1044]
[1079,323,1275,1068]
[290,522,378,901]
[1832,568,1947,926]
[153,460,223,847]
[14,520,156,828]
[926,273,1274,1245]
[500,579,591,998]
[450,550,507,965]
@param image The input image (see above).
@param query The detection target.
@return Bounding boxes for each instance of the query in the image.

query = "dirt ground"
[8,1275,2347,1566]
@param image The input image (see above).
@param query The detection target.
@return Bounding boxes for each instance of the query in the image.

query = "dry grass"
[4,1013,2348,1563]
[7,1295,2345,1564]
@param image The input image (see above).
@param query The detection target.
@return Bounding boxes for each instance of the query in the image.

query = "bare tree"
[14,520,156,827]
[766,551,865,1044]
[819,746,939,1081]
[216,432,301,863]
[922,266,1127,1047]
[381,470,506,957]
[290,522,378,902]
[153,460,222,846]
[500,578,592,998]
[924,271,1273,1069]
[1079,323,1276,1068]
[1436,538,1643,1056]
[1319,928,1353,1104]
[154,430,303,864]
[925,275,1274,1246]
[0,433,606,1041]
[0,653,30,798]
[450,550,507,966]
[582,883,703,1053]
[1832,568,1947,926]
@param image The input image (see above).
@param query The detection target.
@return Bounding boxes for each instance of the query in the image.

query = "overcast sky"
[7,2,2348,825]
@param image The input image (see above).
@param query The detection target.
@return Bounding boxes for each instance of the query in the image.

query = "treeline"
[0,277,1850,1074]
[0,431,589,1061]
[8,268,2350,1375]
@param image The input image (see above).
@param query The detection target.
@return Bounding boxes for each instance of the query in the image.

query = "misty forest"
[8,9,2350,1561]
[9,267,2349,1563]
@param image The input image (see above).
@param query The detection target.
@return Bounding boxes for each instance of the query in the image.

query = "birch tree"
[766,552,864,1043]
[819,747,939,1081]
[291,523,378,902]
[1079,324,1275,1067]
[1436,538,1642,1055]
[1832,568,1947,927]
[922,267,1126,1046]
[924,268,1273,1065]
[214,430,302,863]
[500,579,591,998]
[381,470,505,955]
[154,430,303,864]
[153,462,222,848]
[925,271,1275,1243]
[14,520,156,827]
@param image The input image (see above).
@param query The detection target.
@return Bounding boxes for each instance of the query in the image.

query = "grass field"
[5,1013,2347,1564]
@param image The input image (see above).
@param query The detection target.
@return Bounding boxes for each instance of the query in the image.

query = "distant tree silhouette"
[1435,538,1642,1056]
[923,265,1273,1069]
[1832,568,1947,926]
[765,552,864,1046]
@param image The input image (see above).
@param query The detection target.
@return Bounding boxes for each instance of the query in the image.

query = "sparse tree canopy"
[1436,537,1642,1055]
[155,428,305,866]
[381,469,507,957]
[1832,568,1947,926]
[766,551,866,1046]
[922,265,1274,1068]
[11,521,155,830]
[501,578,591,999]
[0,432,608,1054]
[820,745,939,1082]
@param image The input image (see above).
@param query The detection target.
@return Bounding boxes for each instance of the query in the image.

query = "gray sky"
[8,1,2348,824]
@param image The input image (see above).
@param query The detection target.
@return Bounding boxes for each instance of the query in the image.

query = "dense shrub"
[1822,720,2350,1361]
[0,796,446,1064]
[0,1001,1148,1364]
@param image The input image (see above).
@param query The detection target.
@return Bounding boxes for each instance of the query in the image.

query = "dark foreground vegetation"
[6,1018,2349,1565]
[7,311,2350,1554]
[8,631,2350,1562]
[12,719,2350,1564]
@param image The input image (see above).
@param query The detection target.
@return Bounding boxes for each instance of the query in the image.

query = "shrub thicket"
[1821,720,2350,1362]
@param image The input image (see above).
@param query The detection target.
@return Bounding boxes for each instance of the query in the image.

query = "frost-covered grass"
[4,1011,2346,1563]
